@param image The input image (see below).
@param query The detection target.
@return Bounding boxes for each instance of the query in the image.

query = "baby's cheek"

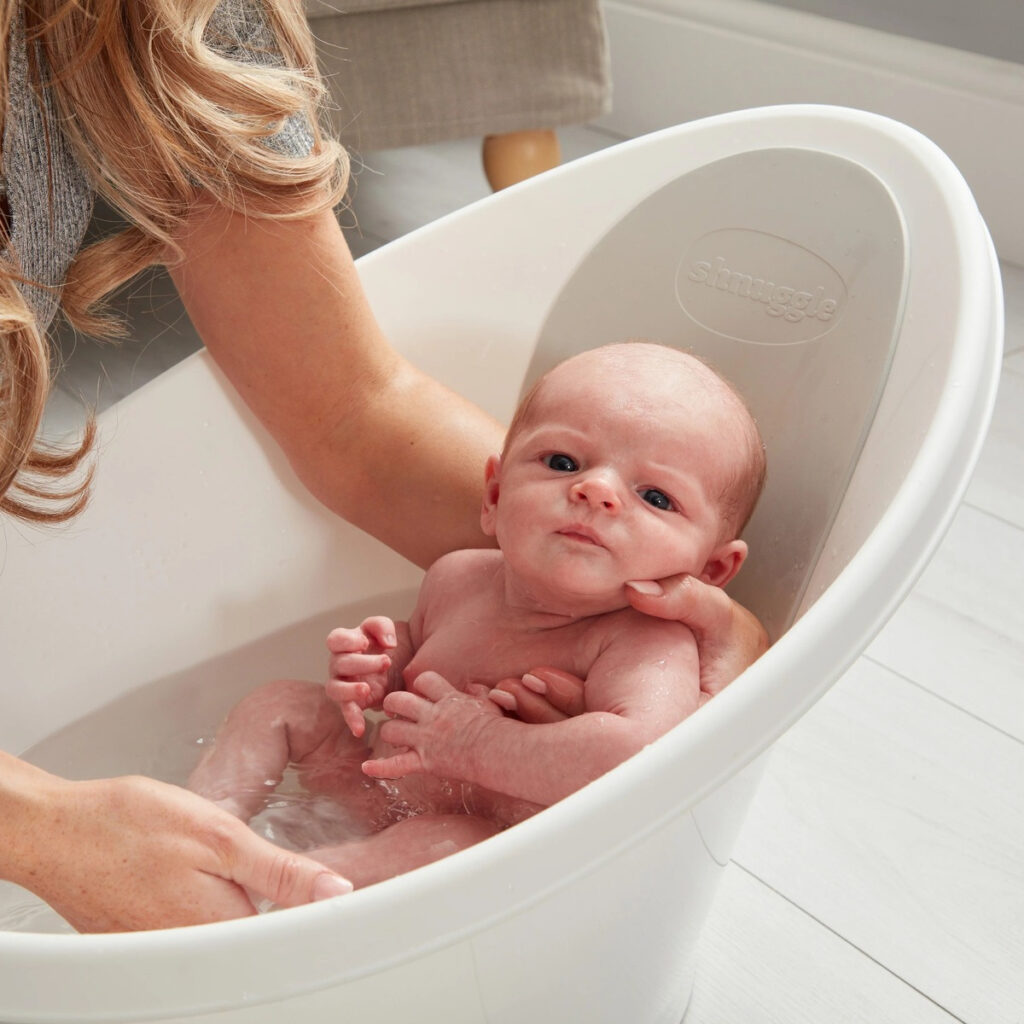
[640,532,703,579]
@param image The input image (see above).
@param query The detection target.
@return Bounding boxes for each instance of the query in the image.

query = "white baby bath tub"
[0,105,1002,1022]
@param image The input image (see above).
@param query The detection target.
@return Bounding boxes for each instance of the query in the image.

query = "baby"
[188,342,766,888]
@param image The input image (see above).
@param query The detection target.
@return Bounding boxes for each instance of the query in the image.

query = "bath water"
[0,591,420,934]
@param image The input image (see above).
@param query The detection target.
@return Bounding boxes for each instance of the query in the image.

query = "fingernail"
[521,673,547,694]
[626,580,663,596]
[313,873,353,900]
[489,689,517,711]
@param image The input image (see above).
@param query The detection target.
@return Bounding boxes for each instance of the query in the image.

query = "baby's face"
[482,352,748,613]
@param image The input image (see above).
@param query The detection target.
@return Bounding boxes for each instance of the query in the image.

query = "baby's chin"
[518,573,636,618]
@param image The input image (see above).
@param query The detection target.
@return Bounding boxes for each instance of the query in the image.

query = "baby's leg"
[310,814,500,889]
[188,679,354,821]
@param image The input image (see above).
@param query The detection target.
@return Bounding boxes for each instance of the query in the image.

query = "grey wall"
[758,0,1024,64]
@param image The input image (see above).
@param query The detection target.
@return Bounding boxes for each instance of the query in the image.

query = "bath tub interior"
[529,146,909,640]
[0,107,1001,1024]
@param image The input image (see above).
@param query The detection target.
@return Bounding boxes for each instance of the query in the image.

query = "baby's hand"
[363,671,501,781]
[325,616,398,737]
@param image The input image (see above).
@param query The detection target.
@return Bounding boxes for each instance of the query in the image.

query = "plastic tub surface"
[0,106,1002,1023]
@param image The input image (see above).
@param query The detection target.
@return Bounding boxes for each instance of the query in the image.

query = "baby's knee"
[236,678,325,716]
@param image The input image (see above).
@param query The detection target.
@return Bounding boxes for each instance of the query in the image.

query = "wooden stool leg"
[482,130,561,191]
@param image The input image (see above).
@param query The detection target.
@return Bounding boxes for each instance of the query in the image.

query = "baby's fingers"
[359,616,398,650]
[362,751,422,779]
[326,679,371,703]
[325,682,371,735]
[328,651,390,680]
[340,700,367,737]
[326,627,370,655]
[381,690,428,721]
[409,670,457,701]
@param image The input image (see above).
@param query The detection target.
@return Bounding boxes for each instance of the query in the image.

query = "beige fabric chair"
[305,0,610,187]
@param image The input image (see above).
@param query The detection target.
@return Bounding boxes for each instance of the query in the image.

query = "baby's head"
[481,342,765,610]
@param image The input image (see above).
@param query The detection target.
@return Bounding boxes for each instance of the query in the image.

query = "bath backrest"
[529,149,908,640]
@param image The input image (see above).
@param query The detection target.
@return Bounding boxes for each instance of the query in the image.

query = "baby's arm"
[326,551,482,733]
[326,616,414,737]
[366,617,699,806]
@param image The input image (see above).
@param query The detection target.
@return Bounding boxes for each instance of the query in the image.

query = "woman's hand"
[626,575,769,704]
[485,577,767,722]
[486,668,587,723]
[6,766,351,933]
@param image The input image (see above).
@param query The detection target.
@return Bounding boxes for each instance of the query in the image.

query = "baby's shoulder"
[426,547,501,581]
[421,548,502,601]
[595,606,697,653]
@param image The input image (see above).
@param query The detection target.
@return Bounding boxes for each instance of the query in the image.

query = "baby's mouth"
[557,525,604,547]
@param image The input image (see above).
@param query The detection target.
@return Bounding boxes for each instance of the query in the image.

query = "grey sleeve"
[204,0,316,158]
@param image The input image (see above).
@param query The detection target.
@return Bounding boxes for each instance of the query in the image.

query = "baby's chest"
[404,617,600,690]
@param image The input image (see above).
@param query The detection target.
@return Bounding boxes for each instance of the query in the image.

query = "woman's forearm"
[0,750,62,890]
[170,201,504,568]
[300,358,504,565]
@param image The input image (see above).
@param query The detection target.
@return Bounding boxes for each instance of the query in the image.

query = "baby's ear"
[699,539,748,589]
[480,455,502,536]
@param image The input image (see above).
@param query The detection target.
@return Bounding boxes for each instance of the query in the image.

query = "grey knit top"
[1,1,313,332]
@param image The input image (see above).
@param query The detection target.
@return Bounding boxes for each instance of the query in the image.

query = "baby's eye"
[641,488,675,511]
[545,453,579,472]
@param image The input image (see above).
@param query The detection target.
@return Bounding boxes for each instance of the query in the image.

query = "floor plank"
[964,357,1024,529]
[867,505,1024,741]
[689,866,960,1024]
[734,657,1024,1024]
[346,126,618,246]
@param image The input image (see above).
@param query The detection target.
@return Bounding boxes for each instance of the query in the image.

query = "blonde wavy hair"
[0,0,348,524]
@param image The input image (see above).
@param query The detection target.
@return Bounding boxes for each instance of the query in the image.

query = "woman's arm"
[169,199,504,568]
[0,751,350,932]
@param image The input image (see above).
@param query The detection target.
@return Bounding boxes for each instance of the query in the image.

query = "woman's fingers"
[228,826,353,908]
[489,667,586,723]
[24,775,351,932]
[526,668,587,716]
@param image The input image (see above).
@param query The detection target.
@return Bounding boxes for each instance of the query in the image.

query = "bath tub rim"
[0,103,1004,1022]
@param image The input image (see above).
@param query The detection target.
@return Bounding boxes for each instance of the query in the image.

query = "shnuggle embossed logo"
[676,229,847,345]
[687,257,838,324]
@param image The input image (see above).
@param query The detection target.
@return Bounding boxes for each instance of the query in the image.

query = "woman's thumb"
[232,837,352,909]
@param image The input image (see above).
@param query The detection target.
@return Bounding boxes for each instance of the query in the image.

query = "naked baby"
[189,341,766,889]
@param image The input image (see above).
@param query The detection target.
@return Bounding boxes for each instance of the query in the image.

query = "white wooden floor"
[45,126,1024,1024]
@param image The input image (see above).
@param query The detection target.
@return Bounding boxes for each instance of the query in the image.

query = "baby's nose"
[570,473,622,512]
